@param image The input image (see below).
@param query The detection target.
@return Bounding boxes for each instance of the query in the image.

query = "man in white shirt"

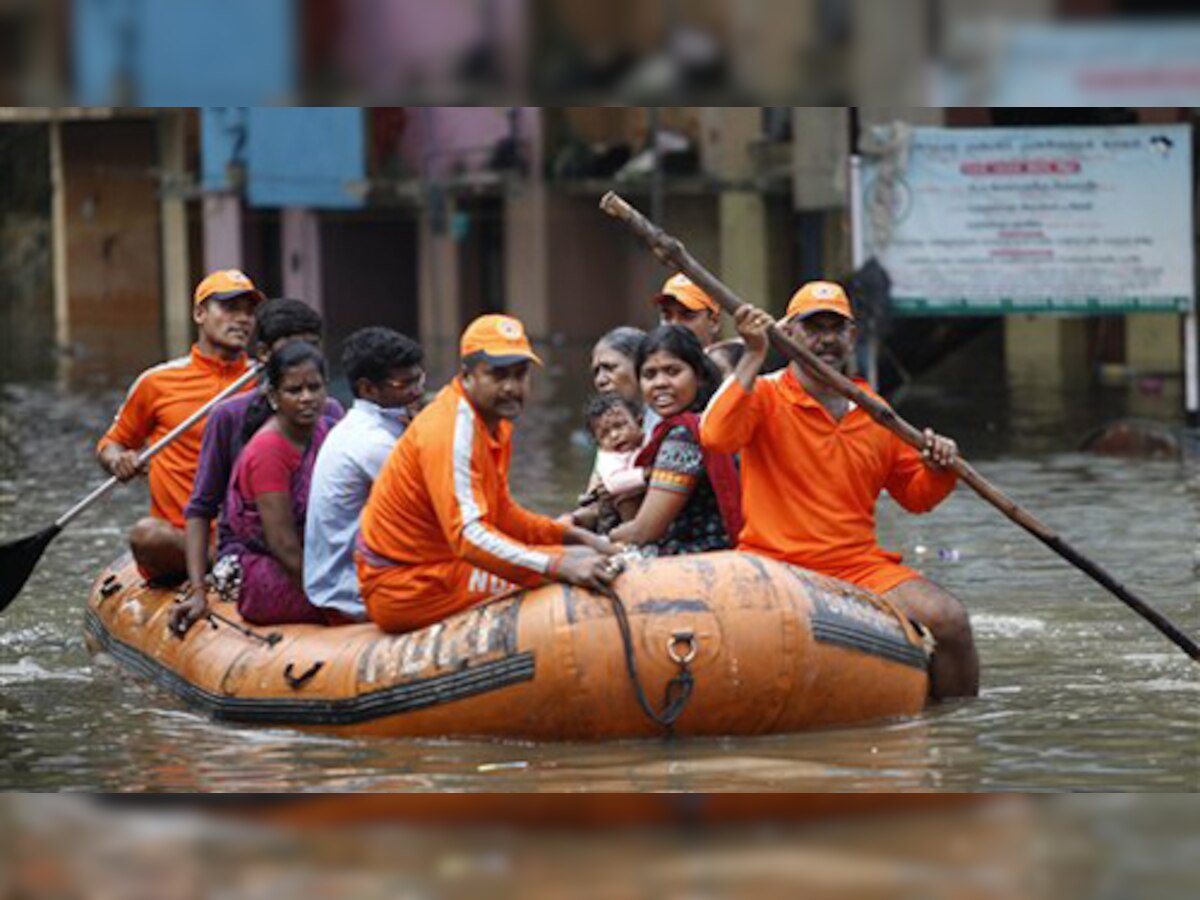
[304,327,425,622]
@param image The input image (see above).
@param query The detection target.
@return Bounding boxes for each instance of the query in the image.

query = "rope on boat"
[599,585,695,735]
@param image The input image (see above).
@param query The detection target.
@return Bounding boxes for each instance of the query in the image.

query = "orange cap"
[460,314,543,366]
[193,269,266,307]
[785,281,854,321]
[653,273,719,315]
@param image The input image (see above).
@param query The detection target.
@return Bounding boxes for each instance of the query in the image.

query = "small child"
[570,395,647,532]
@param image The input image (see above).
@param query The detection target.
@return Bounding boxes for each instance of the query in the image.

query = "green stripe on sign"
[890,297,1193,316]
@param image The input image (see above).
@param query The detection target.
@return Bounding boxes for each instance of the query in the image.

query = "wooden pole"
[600,190,1200,662]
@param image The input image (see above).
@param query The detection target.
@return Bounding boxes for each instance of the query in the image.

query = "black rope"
[599,585,695,735]
[206,611,283,648]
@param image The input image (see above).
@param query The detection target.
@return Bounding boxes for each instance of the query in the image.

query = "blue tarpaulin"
[74,0,295,106]
[201,107,367,209]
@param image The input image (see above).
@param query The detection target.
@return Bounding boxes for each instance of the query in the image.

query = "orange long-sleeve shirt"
[359,377,567,608]
[700,367,956,593]
[97,345,253,528]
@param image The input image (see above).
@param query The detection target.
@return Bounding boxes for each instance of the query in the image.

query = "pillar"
[505,182,549,339]
[706,108,771,325]
[49,120,70,363]
[418,207,463,381]
[159,111,191,356]
[203,192,243,272]
[1004,315,1091,391]
[1126,313,1182,375]
[505,108,550,339]
[281,207,323,312]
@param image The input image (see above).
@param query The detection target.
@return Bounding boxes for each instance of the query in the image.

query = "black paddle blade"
[0,524,62,612]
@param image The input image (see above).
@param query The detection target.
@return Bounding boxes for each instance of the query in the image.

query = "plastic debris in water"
[938,548,961,562]
[477,761,529,773]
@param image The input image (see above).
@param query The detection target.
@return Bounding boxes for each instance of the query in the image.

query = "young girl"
[609,326,742,556]
[223,342,334,625]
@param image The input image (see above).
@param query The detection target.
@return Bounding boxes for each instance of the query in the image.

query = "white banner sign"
[861,125,1195,315]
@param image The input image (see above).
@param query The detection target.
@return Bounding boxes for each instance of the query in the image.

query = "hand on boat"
[588,534,625,556]
[554,549,625,591]
[168,587,209,637]
[921,428,959,470]
[566,525,622,555]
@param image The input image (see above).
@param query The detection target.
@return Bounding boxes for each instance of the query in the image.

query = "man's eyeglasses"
[382,373,426,391]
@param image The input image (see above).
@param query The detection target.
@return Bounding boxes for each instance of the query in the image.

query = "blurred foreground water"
[2,794,1198,898]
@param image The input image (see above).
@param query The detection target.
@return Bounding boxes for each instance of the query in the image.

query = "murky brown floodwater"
[1,350,1196,791]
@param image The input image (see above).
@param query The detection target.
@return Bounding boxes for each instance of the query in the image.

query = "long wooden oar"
[0,364,261,612]
[600,190,1200,663]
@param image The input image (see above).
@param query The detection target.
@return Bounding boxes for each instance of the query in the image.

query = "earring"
[269,399,278,411]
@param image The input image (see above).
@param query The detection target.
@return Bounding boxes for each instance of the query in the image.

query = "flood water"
[1,350,1197,792]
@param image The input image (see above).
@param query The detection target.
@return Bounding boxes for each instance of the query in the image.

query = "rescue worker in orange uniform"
[97,270,264,583]
[701,281,979,699]
[653,273,722,348]
[357,314,623,634]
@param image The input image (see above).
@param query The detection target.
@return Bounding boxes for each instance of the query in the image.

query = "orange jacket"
[700,367,956,575]
[97,345,253,528]
[359,377,566,599]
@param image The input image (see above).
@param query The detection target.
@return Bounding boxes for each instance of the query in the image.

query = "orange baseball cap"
[653,273,719,315]
[193,269,266,307]
[460,314,543,366]
[785,281,854,321]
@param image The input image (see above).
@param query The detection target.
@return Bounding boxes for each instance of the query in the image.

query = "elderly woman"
[591,326,645,399]
[567,327,649,532]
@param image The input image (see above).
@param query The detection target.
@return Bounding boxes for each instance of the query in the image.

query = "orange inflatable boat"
[85,551,929,740]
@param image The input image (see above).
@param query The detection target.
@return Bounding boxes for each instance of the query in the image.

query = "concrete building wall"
[58,118,164,381]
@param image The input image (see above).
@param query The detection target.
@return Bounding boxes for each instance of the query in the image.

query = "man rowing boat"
[701,281,979,699]
[96,270,264,584]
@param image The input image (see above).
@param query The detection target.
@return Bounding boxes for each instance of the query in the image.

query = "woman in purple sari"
[224,342,333,625]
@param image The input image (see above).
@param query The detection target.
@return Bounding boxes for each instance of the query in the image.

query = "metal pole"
[849,153,879,388]
[1186,306,1199,428]
[1185,114,1198,429]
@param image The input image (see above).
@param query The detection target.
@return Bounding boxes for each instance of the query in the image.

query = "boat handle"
[666,630,697,665]
[284,661,324,690]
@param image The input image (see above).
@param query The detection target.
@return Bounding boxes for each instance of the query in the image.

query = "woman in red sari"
[223,342,333,625]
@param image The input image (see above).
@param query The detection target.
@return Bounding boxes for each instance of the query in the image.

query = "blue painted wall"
[202,107,367,209]
[74,0,295,105]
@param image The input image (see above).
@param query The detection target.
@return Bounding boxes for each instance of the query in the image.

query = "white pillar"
[49,120,70,359]
[1186,309,1198,427]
